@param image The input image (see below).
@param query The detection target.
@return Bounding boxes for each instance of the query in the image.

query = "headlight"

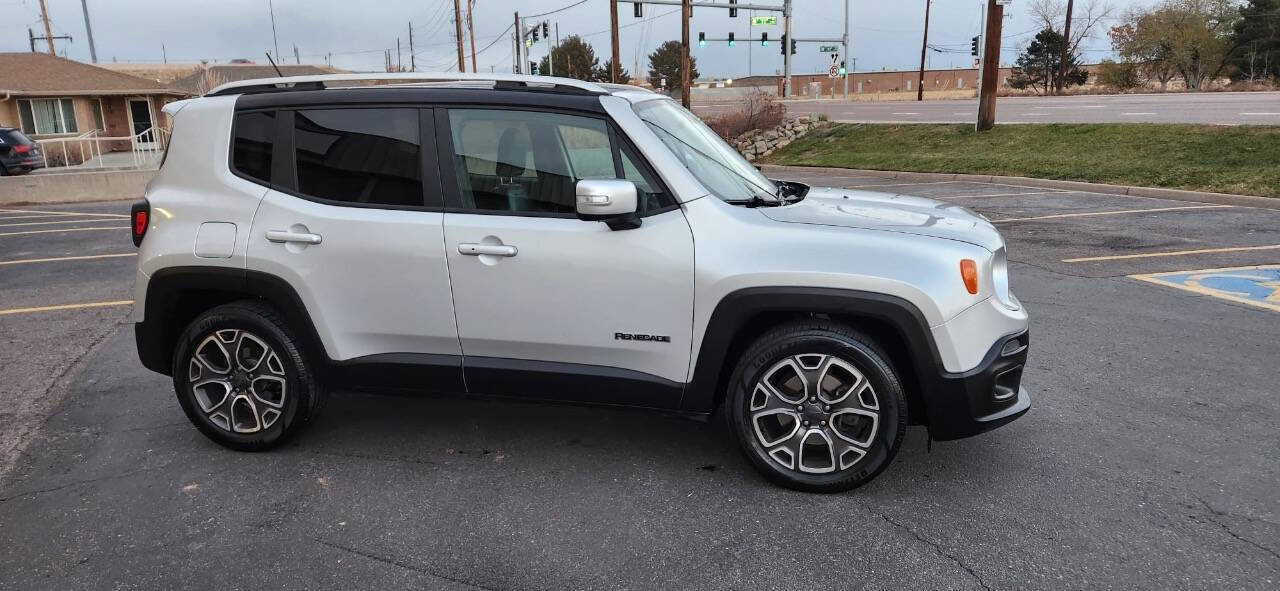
[992,247,1019,310]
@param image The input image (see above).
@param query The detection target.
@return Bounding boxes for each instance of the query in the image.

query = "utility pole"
[294,44,300,65]
[513,12,522,74]
[37,0,56,55]
[467,0,478,73]
[681,0,691,107]
[408,21,416,72]
[609,0,621,83]
[268,0,280,63]
[79,0,98,62]
[1057,0,1075,95]
[976,0,1004,131]
[917,0,931,101]
[782,0,793,97]
[842,0,850,100]
[397,37,402,72]
[453,0,466,72]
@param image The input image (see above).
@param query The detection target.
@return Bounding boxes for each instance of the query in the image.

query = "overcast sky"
[2,0,1158,77]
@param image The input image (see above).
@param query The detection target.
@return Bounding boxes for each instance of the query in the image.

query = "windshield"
[634,99,777,202]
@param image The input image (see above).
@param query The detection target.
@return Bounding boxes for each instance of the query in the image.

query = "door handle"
[265,230,323,245]
[458,243,517,257]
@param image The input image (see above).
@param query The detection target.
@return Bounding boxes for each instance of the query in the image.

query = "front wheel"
[728,321,907,493]
[171,301,326,451]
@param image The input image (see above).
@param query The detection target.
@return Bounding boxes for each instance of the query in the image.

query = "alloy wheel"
[187,329,288,433]
[749,354,880,474]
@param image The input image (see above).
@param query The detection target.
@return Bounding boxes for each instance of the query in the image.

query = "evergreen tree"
[1009,29,1090,93]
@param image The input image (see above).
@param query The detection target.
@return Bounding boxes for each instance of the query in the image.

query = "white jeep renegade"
[132,74,1029,493]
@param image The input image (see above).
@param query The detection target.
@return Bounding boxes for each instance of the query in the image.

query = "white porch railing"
[37,126,170,170]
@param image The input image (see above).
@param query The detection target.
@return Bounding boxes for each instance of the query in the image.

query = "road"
[1,186,1278,589]
[694,91,1280,125]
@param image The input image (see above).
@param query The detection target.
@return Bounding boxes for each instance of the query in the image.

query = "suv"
[0,127,44,175]
[133,74,1029,493]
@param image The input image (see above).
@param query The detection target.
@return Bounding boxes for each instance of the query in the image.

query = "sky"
[1,0,1160,77]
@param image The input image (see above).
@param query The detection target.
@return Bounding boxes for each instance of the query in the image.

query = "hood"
[759,187,1004,251]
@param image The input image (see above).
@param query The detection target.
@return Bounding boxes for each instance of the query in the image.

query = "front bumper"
[921,330,1031,441]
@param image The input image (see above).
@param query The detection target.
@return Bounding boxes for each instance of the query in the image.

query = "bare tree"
[1028,0,1116,58]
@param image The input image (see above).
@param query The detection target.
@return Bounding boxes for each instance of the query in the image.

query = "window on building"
[17,98,78,135]
[293,108,423,207]
[91,99,106,131]
[231,111,275,185]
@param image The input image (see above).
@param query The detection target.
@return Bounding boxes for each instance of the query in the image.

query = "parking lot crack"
[866,507,992,590]
[313,538,502,590]
[1196,499,1280,567]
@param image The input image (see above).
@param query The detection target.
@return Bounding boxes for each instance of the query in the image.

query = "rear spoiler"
[162,99,194,117]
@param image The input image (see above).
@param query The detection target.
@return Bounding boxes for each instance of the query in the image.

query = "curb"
[759,165,1280,210]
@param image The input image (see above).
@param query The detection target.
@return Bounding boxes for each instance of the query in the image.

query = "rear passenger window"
[293,108,423,207]
[231,111,275,184]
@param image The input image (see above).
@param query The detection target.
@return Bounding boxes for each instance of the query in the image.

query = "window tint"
[231,111,275,185]
[447,109,668,214]
[293,108,423,207]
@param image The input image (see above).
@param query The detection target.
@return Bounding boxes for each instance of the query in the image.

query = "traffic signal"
[633,2,643,18]
[530,62,539,75]
[838,61,847,77]
[970,36,980,57]
[532,27,539,42]
[761,32,768,47]
[542,22,549,38]
[791,38,797,55]
[698,32,706,47]
[779,33,785,54]
[729,0,738,17]
[728,32,735,47]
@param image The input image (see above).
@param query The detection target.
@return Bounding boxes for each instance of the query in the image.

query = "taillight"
[13,145,30,154]
[960,259,979,295]
[131,199,150,247]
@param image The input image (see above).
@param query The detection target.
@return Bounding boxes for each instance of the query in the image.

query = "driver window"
[446,109,669,215]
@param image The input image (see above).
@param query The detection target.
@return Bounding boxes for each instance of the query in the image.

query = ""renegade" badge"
[615,332,671,343]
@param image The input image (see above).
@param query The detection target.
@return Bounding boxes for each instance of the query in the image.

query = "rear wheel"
[171,301,326,451]
[727,321,907,493]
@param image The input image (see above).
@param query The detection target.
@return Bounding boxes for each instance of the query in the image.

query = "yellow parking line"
[0,300,133,317]
[1063,244,1280,263]
[0,253,137,266]
[0,226,128,238]
[0,208,128,218]
[0,218,125,228]
[993,205,1233,223]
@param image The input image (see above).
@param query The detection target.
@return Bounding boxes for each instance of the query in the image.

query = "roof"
[0,52,187,96]
[205,72,610,97]
[171,64,339,95]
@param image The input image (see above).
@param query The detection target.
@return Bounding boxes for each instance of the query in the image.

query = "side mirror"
[575,179,641,230]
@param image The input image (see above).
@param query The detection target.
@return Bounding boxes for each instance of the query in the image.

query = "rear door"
[245,106,462,390]
[437,107,695,409]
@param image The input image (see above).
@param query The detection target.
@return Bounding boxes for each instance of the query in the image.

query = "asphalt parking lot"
[1,177,1278,590]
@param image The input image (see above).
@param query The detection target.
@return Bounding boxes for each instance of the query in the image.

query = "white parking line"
[0,226,128,238]
[0,218,125,228]
[891,112,921,115]
[843,180,961,189]
[991,205,1233,223]
[945,190,1066,199]
[0,253,137,266]
[1240,112,1280,116]
[1063,244,1280,263]
[0,214,87,221]
[1121,112,1157,116]
[0,300,133,317]
[0,208,127,218]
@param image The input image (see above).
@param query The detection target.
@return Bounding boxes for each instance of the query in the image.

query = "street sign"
[819,45,839,52]
[751,16,777,26]
[995,0,1013,5]
[828,64,839,78]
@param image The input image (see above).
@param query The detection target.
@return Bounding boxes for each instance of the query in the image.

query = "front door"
[438,107,695,408]
[128,99,153,137]
[245,107,463,390]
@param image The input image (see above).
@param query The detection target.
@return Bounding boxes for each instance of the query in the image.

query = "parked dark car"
[0,127,44,176]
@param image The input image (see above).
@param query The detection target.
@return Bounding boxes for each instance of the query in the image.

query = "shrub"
[1096,60,1143,92]
[704,87,786,140]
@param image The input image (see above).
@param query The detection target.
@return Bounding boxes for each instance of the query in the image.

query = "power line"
[526,0,592,19]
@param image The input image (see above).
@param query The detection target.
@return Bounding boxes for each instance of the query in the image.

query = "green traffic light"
[729,40,735,47]
[699,40,706,47]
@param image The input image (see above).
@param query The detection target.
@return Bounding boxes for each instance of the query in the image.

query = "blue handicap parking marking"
[1131,265,1280,312]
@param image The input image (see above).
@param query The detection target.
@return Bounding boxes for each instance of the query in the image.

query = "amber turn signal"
[960,259,979,294]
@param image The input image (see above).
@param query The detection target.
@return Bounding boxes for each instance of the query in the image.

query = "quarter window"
[231,111,275,185]
[446,109,668,214]
[293,108,423,207]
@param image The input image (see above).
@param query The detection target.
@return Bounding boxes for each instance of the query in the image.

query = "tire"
[0,164,8,176]
[171,300,326,451]
[727,321,907,493]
